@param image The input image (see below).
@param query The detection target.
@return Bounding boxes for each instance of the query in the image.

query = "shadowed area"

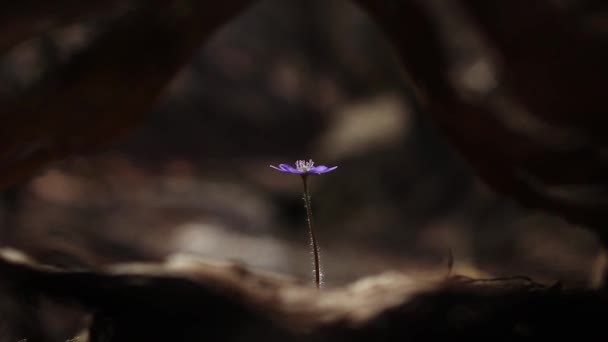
[1,248,607,341]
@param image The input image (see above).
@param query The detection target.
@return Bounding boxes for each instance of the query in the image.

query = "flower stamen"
[296,159,315,172]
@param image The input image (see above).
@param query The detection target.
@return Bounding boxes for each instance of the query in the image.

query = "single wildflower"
[270,159,337,289]
[270,159,337,175]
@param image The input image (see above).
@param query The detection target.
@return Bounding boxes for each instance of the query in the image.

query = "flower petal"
[271,163,304,174]
[270,165,289,172]
[284,165,304,174]
[309,165,327,174]
[309,165,337,174]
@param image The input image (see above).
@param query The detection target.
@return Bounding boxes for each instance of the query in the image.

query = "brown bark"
[0,0,128,53]
[0,248,606,341]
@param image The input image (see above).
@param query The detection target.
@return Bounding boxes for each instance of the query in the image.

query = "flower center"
[296,159,315,172]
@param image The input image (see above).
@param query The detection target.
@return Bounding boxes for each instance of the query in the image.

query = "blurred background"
[4,1,608,340]
[0,0,603,296]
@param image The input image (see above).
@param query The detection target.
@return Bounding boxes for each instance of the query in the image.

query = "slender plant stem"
[301,175,321,289]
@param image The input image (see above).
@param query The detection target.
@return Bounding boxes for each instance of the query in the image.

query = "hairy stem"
[302,175,321,289]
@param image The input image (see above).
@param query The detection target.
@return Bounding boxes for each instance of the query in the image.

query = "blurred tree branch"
[0,0,253,189]
[355,0,608,245]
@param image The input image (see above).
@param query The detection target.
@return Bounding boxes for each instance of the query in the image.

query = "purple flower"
[270,159,337,175]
